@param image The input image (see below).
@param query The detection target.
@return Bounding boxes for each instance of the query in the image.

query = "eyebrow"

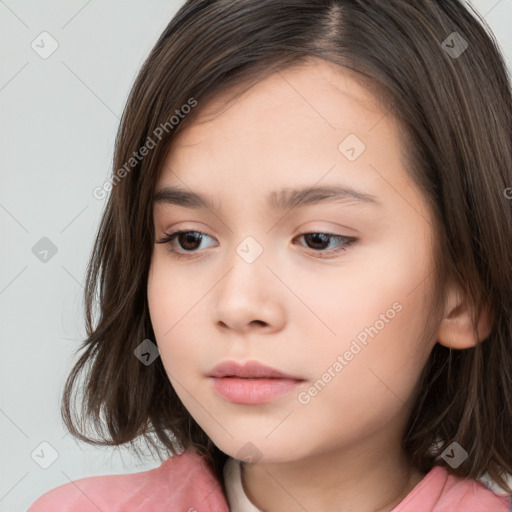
[153,184,382,212]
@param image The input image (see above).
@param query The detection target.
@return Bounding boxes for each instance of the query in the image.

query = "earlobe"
[436,284,493,350]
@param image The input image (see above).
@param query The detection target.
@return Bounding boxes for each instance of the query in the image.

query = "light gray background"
[1,0,511,510]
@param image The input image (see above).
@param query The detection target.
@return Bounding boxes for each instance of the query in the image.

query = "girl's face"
[148,58,440,463]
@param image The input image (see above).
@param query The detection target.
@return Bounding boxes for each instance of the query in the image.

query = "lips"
[207,360,304,380]
[207,360,305,405]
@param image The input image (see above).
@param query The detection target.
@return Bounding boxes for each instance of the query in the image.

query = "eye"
[155,230,357,259]
[155,230,216,259]
[294,232,357,258]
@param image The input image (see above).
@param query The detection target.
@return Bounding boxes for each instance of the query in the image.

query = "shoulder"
[424,465,512,512]
[27,450,229,512]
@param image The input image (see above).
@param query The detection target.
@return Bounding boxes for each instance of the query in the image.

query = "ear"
[436,282,493,349]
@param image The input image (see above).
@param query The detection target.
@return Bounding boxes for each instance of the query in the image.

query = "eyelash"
[155,230,358,260]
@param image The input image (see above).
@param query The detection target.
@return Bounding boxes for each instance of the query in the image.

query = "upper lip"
[208,360,304,380]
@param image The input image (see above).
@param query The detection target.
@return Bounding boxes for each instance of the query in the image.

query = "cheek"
[314,285,434,424]
[290,292,434,454]
[304,238,435,396]
[147,258,189,367]
[310,248,431,352]
[147,255,214,389]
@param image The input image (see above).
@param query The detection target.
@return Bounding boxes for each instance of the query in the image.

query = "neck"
[239,422,425,512]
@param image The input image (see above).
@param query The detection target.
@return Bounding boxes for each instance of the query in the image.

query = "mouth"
[207,360,305,404]
[207,359,304,380]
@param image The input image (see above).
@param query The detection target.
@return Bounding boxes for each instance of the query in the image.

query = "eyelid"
[155,226,358,261]
[155,223,356,242]
[292,221,360,237]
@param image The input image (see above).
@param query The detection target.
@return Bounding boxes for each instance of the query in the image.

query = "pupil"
[182,232,200,249]
[307,233,328,249]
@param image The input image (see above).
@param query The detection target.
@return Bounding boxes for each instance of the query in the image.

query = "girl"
[29,0,512,510]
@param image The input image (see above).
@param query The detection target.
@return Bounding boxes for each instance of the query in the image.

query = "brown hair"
[63,0,512,493]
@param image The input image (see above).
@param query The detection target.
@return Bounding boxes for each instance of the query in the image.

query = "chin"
[210,435,303,465]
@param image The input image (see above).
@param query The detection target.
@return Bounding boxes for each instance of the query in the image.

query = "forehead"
[155,57,411,217]
[170,58,385,148]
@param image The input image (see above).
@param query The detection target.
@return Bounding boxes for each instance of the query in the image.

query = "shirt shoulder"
[394,465,512,512]
[435,467,512,512]
[27,450,230,512]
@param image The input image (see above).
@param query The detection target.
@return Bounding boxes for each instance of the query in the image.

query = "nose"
[214,244,285,334]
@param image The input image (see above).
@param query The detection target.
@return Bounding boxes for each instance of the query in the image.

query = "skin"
[147,57,491,512]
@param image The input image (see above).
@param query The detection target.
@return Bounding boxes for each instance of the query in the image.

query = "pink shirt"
[28,449,511,511]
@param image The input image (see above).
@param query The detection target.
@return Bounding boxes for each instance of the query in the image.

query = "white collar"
[223,457,263,512]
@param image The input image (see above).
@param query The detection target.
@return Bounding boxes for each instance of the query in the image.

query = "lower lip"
[209,377,303,404]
